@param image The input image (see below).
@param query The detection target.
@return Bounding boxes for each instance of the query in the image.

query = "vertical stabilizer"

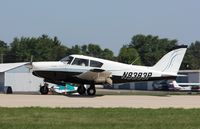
[152,45,187,74]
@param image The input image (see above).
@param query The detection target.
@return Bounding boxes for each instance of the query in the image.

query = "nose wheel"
[40,86,49,95]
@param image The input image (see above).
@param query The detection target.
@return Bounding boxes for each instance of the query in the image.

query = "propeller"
[25,55,33,72]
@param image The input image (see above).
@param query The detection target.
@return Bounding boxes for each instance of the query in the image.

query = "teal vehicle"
[53,84,78,94]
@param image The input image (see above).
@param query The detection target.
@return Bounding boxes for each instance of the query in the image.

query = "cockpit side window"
[72,58,89,66]
[60,56,74,64]
[90,60,103,68]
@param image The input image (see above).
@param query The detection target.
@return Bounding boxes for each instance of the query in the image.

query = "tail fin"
[152,45,187,74]
[172,80,180,88]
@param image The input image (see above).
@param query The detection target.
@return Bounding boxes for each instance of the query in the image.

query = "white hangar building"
[0,63,43,93]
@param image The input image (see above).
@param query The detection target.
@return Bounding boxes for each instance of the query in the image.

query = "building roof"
[0,62,28,72]
[179,70,200,73]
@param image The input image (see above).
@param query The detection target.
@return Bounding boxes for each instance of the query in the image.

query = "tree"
[129,34,177,66]
[0,40,8,51]
[65,45,82,56]
[87,44,102,57]
[118,45,141,65]
[0,40,9,63]
[9,35,68,62]
[181,41,200,69]
[101,48,115,60]
[67,44,116,60]
[81,45,88,54]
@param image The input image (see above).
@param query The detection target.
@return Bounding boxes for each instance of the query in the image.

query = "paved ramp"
[0,94,200,108]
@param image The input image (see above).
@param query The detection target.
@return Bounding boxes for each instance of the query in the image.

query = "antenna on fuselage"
[131,56,140,65]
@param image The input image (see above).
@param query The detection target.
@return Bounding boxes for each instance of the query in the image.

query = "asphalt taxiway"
[0,94,200,108]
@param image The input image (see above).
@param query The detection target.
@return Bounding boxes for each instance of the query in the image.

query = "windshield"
[60,56,74,64]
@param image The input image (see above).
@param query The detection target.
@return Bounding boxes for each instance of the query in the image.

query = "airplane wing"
[178,83,200,86]
[76,69,113,85]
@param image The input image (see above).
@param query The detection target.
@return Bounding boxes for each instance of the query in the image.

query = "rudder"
[152,45,187,74]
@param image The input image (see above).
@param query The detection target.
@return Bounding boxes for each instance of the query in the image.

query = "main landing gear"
[77,84,96,96]
[77,84,86,95]
[87,84,96,96]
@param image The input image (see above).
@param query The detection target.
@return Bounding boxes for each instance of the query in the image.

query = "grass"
[0,108,200,129]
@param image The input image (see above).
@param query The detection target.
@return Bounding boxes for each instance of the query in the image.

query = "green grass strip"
[0,107,200,129]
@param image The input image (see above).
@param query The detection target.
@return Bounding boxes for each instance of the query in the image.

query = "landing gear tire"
[40,86,49,95]
[77,85,86,95]
[87,85,96,96]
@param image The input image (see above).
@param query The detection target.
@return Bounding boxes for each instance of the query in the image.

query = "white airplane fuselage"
[31,45,187,95]
[32,60,172,85]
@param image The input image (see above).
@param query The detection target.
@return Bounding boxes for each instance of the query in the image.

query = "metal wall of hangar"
[112,81,154,90]
[111,70,200,90]
[177,70,200,83]
[0,63,43,92]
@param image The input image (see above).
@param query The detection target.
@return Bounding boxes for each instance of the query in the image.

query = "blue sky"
[0,0,200,55]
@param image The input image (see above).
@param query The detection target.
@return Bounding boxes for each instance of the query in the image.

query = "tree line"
[0,34,199,70]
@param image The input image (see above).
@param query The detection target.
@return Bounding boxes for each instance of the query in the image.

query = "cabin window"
[60,56,74,64]
[90,60,103,68]
[72,58,89,66]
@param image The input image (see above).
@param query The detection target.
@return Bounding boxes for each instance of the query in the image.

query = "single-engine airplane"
[169,80,192,91]
[170,80,200,92]
[29,45,187,96]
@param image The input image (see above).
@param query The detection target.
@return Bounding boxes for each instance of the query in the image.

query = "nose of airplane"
[32,62,46,70]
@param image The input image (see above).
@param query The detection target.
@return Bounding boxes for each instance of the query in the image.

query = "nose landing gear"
[40,83,49,95]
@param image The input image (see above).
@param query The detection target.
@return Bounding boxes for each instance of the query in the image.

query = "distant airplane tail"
[172,80,180,88]
[170,80,192,91]
[152,45,187,75]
